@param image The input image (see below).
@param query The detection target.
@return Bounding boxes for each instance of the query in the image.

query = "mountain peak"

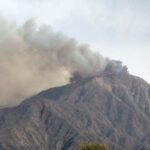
[70,60,129,85]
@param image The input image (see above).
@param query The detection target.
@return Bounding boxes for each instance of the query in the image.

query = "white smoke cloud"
[0,17,109,106]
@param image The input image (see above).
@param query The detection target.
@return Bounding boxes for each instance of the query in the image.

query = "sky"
[0,0,150,83]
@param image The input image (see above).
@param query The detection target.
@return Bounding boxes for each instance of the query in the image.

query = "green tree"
[77,144,109,150]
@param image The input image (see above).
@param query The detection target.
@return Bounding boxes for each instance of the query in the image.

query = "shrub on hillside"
[77,144,109,150]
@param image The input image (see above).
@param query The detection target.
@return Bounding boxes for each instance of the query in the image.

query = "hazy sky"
[0,0,150,83]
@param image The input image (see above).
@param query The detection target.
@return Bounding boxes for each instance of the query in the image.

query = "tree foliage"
[77,144,109,150]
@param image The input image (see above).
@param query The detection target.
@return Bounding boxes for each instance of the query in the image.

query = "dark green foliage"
[77,144,108,150]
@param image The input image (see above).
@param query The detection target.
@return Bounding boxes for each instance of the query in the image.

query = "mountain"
[0,63,150,150]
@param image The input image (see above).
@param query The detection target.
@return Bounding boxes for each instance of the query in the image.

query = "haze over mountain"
[0,62,150,150]
[0,16,110,106]
[1,0,150,83]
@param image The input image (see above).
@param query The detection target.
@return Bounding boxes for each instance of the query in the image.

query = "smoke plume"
[0,17,109,106]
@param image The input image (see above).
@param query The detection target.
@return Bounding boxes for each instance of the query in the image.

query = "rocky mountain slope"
[0,63,150,150]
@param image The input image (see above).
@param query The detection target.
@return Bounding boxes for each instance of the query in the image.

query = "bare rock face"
[0,69,150,150]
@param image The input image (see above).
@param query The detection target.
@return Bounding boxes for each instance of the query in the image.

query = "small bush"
[77,144,108,150]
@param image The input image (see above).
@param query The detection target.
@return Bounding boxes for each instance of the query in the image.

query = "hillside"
[0,67,150,150]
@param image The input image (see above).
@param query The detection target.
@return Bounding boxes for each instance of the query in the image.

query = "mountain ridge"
[0,71,150,150]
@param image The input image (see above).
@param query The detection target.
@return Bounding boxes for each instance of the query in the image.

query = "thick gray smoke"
[0,17,109,106]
